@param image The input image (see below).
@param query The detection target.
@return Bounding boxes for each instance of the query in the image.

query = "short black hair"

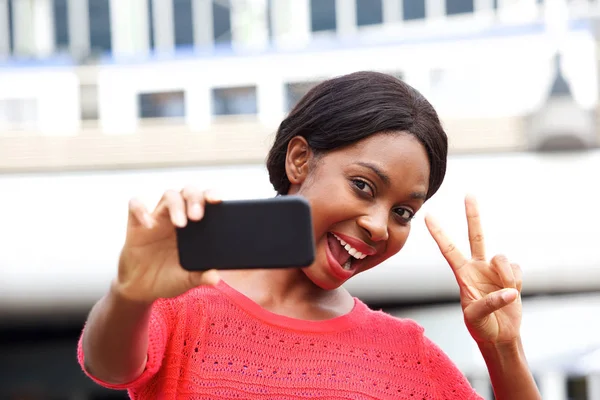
[266,71,448,200]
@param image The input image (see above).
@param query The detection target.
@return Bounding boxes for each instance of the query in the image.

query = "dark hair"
[266,71,448,200]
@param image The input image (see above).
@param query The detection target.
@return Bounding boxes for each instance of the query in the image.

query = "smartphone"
[176,195,315,271]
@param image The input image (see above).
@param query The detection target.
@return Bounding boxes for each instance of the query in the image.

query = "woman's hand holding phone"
[114,187,222,304]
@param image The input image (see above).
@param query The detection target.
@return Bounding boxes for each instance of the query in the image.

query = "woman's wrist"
[109,279,156,310]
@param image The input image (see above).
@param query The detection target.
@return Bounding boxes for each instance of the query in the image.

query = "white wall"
[0,151,598,312]
[0,68,80,134]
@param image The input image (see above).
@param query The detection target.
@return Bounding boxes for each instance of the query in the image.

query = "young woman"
[78,71,541,399]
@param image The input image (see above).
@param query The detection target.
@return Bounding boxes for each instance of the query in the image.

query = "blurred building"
[0,1,599,399]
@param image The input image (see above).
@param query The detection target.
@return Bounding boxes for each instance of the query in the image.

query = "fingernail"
[190,202,201,217]
[501,289,518,303]
[177,212,187,227]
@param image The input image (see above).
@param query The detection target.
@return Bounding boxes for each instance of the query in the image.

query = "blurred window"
[446,0,474,15]
[212,86,258,116]
[403,0,425,21]
[0,98,38,130]
[174,0,194,48]
[52,0,69,51]
[285,81,320,112]
[567,376,587,400]
[147,0,154,49]
[213,0,232,46]
[6,0,14,54]
[88,0,112,53]
[138,91,186,119]
[356,0,383,26]
[310,0,336,32]
[80,84,99,121]
[266,0,273,41]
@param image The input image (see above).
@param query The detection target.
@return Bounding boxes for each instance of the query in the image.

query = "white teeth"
[333,234,368,260]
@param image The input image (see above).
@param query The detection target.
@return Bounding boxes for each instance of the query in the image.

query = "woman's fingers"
[181,187,207,221]
[128,198,153,229]
[464,288,519,322]
[491,254,516,289]
[154,190,187,227]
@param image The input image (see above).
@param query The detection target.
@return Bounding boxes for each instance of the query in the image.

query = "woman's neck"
[218,268,355,321]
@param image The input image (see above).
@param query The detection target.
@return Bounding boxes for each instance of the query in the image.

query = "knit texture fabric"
[78,281,483,399]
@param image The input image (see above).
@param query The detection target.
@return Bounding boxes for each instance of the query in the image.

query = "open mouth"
[326,232,368,271]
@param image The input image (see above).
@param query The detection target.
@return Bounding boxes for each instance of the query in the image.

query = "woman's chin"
[301,265,347,291]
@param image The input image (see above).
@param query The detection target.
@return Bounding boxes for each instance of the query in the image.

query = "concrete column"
[270,0,310,48]
[231,0,269,51]
[109,0,149,58]
[538,371,567,400]
[11,0,55,57]
[152,0,175,52]
[192,0,213,49]
[0,0,10,57]
[425,0,445,19]
[11,0,34,55]
[497,0,538,23]
[335,0,356,37]
[474,0,495,13]
[186,85,211,131]
[382,0,402,23]
[257,77,285,127]
[32,0,54,56]
[68,0,90,57]
[588,375,600,400]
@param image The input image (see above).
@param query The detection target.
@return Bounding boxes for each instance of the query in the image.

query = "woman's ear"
[285,136,312,187]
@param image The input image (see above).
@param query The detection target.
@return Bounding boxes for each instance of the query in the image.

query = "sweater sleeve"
[422,336,484,400]
[77,297,173,390]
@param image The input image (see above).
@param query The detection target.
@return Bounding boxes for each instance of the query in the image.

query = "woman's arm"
[81,281,154,385]
[479,338,541,400]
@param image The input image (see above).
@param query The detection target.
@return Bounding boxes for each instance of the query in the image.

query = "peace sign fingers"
[465,195,486,261]
[424,214,468,278]
[424,195,489,280]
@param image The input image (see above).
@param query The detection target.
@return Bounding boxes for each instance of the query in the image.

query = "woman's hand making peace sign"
[425,195,523,345]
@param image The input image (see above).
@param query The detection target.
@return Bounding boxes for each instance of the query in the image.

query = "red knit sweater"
[78,280,483,399]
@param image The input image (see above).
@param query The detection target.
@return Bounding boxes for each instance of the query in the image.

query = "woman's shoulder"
[356,300,426,340]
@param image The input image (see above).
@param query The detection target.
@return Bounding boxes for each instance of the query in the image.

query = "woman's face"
[287,132,431,290]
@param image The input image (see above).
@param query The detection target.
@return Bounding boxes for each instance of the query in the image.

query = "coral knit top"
[77,280,483,399]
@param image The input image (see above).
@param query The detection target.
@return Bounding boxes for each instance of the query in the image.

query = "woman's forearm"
[82,281,153,384]
[478,337,541,400]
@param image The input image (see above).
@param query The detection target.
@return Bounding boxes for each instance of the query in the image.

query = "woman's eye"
[395,208,415,223]
[352,179,374,196]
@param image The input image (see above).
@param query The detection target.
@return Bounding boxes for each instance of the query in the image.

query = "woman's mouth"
[326,232,368,272]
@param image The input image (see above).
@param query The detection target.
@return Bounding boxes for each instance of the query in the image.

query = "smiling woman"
[77,71,541,399]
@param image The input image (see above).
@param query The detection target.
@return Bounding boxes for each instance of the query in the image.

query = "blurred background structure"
[0,0,599,399]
